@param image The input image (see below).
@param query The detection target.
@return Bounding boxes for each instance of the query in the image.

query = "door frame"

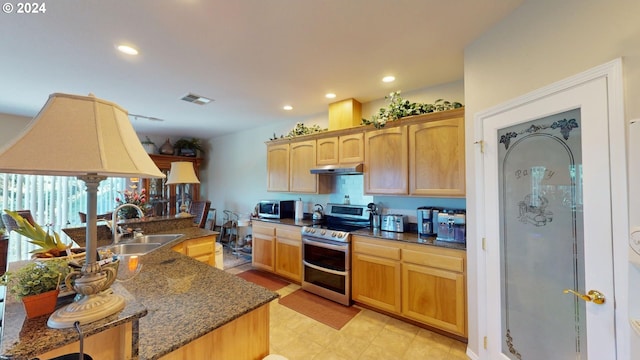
[473,58,629,359]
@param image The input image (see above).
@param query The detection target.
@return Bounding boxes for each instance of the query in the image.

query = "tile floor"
[226,263,469,360]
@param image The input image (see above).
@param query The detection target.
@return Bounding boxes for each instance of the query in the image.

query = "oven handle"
[302,237,349,251]
[303,260,348,276]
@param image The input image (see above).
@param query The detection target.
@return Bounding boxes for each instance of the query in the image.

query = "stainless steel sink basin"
[125,233,183,245]
[102,243,162,256]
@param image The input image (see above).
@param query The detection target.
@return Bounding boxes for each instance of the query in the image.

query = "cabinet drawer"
[353,241,401,260]
[253,222,276,236]
[186,241,213,258]
[402,248,464,273]
[275,225,301,241]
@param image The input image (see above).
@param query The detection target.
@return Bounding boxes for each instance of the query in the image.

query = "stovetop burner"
[302,203,371,242]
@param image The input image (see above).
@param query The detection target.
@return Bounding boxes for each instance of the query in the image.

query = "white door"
[480,61,624,359]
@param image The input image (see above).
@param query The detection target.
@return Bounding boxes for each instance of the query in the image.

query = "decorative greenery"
[361,91,463,129]
[173,138,204,154]
[0,259,71,300]
[115,189,148,219]
[270,122,327,140]
[3,210,72,258]
[141,136,155,145]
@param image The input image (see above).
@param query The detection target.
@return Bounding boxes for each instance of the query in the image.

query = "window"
[0,173,127,262]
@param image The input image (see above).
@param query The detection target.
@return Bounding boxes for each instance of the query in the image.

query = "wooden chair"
[1,210,36,234]
[78,211,113,223]
[189,200,211,228]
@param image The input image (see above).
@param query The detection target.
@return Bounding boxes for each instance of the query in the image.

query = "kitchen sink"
[125,233,183,245]
[101,243,162,256]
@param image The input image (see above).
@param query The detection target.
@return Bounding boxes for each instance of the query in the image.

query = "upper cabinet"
[266,143,290,192]
[316,132,364,165]
[289,140,318,193]
[409,115,465,197]
[364,127,409,195]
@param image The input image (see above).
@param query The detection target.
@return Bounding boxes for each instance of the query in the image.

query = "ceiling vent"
[180,93,214,105]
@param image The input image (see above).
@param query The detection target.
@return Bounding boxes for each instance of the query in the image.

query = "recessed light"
[117,45,139,56]
[325,93,336,99]
[382,76,395,83]
[283,105,293,111]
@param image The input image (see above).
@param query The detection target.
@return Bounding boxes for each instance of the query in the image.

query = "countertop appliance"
[381,214,408,233]
[436,210,466,244]
[301,203,370,306]
[257,200,295,219]
[417,207,438,237]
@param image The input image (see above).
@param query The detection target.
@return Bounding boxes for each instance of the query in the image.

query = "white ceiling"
[0,0,523,139]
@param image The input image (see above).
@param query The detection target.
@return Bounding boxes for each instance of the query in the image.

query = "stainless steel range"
[301,203,370,306]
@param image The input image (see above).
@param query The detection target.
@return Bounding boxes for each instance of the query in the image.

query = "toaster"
[381,214,408,233]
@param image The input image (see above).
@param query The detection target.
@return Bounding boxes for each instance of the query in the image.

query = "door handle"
[563,289,606,305]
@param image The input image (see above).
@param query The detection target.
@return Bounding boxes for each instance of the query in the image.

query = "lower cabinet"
[274,224,302,282]
[251,221,301,282]
[352,235,467,338]
[251,221,276,272]
[352,237,402,314]
[172,234,217,267]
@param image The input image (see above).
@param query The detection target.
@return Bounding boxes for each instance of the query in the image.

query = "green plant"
[270,122,327,140]
[0,259,70,300]
[3,210,72,258]
[173,138,205,153]
[361,91,463,129]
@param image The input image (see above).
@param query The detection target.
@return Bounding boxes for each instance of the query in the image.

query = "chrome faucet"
[112,204,145,244]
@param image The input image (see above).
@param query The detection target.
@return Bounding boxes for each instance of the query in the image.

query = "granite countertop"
[1,225,279,360]
[251,217,466,251]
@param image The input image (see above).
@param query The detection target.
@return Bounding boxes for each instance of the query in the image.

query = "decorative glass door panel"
[498,109,585,359]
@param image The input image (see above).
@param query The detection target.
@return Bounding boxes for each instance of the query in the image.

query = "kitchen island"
[1,223,279,360]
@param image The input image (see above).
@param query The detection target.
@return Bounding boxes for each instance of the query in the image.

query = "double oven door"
[301,236,351,306]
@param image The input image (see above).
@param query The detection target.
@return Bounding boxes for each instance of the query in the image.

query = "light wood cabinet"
[171,234,217,267]
[289,140,318,193]
[402,244,466,337]
[409,116,465,196]
[352,236,402,314]
[266,143,290,192]
[37,322,133,360]
[364,126,408,194]
[317,133,364,165]
[274,224,302,282]
[251,221,276,271]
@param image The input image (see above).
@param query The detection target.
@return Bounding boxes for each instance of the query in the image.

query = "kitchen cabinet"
[266,143,289,192]
[316,132,364,165]
[274,223,302,282]
[289,140,318,193]
[35,322,133,360]
[409,116,465,196]
[142,154,202,216]
[171,234,217,267]
[364,126,408,194]
[251,221,276,271]
[352,236,402,314]
[402,244,466,337]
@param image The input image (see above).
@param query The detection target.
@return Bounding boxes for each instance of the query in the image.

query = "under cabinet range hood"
[310,163,363,175]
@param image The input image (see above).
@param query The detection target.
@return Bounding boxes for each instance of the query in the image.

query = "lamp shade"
[0,93,164,178]
[165,161,200,184]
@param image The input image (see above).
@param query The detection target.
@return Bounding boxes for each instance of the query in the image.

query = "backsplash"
[328,175,373,206]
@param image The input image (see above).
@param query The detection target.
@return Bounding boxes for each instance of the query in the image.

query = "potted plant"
[3,210,83,259]
[173,138,204,157]
[0,258,71,318]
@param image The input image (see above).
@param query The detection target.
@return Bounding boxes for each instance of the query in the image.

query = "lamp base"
[175,211,191,218]
[47,289,125,329]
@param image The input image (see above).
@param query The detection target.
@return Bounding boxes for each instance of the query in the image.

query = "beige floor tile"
[359,342,408,360]
[330,333,370,359]
[371,327,415,357]
[311,348,353,360]
[277,337,325,360]
[383,317,421,338]
[403,341,451,360]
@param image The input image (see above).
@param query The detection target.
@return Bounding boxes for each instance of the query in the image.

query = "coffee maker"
[436,209,466,243]
[417,207,438,238]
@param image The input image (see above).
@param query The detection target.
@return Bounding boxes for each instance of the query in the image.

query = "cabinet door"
[364,126,408,194]
[275,225,302,282]
[409,117,465,196]
[252,222,276,272]
[338,133,364,164]
[267,143,289,192]
[185,236,215,266]
[289,140,317,193]
[402,263,466,337]
[352,252,402,314]
[316,137,339,165]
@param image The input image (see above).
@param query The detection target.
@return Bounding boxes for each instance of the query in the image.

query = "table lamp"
[0,93,164,328]
[165,161,200,217]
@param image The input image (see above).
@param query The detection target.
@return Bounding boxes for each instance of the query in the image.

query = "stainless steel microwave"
[257,200,295,219]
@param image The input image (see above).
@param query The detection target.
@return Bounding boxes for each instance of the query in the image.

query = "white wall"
[464,0,640,358]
